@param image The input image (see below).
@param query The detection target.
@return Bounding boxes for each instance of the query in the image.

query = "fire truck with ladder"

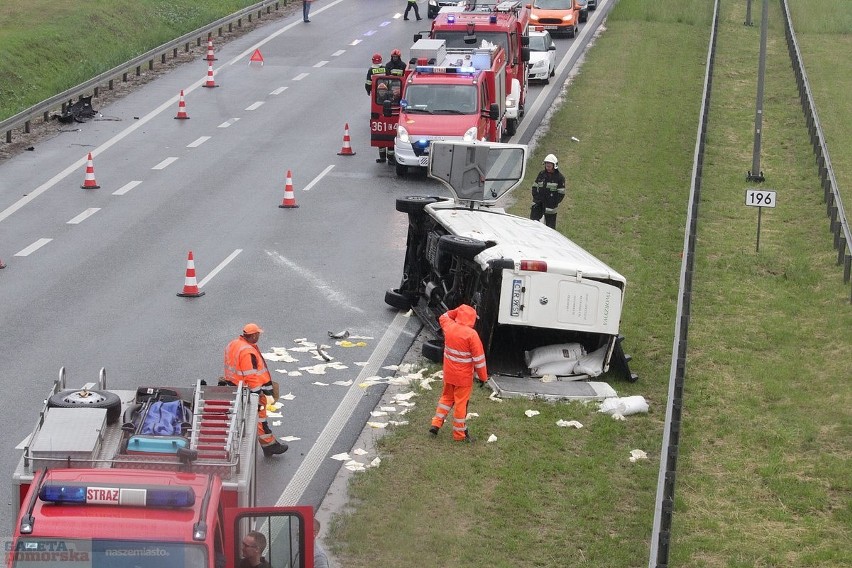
[418,0,530,136]
[9,368,314,568]
[384,38,510,176]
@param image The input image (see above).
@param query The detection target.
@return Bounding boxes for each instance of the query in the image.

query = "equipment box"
[29,408,107,470]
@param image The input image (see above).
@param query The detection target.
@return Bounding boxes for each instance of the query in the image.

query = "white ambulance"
[384,142,637,400]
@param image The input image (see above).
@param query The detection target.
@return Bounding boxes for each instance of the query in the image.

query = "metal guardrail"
[780,0,852,301]
[1,0,286,144]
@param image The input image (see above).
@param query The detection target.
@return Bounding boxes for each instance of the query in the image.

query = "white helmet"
[543,154,558,168]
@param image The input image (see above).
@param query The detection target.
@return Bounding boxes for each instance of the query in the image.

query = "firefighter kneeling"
[222,323,288,456]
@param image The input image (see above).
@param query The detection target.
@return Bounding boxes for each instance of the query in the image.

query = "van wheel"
[395,162,407,177]
[439,235,489,260]
[48,389,122,424]
[385,288,416,310]
[422,339,444,363]
[396,195,440,214]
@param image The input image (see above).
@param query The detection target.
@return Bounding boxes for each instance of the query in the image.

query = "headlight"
[397,125,410,143]
[429,0,437,6]
[462,126,478,141]
[530,14,539,21]
[563,14,574,22]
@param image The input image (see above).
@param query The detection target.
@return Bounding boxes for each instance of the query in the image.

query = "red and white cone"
[177,251,205,297]
[81,152,100,189]
[205,38,217,62]
[202,62,219,88]
[174,90,190,119]
[0,258,6,269]
[337,123,356,156]
[278,170,299,209]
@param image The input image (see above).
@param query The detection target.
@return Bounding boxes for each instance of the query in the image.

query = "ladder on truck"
[188,380,250,463]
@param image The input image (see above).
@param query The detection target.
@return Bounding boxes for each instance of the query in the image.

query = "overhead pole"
[746,0,768,182]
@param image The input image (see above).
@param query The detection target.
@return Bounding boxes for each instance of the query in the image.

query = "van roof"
[428,200,626,284]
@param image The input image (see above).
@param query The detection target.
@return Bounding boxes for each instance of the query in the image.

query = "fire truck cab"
[421,0,530,136]
[9,369,314,568]
[392,39,507,176]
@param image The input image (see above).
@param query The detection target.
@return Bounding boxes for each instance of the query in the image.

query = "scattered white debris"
[279,392,296,401]
[312,381,329,386]
[488,391,503,403]
[540,374,557,383]
[571,136,580,142]
[333,380,353,386]
[599,396,649,416]
[279,436,300,442]
[352,448,369,456]
[345,461,366,472]
[380,406,397,412]
[393,391,417,401]
[524,409,540,418]
[370,411,388,417]
[556,419,583,429]
[266,411,283,418]
[389,420,409,426]
[272,420,282,426]
[382,365,400,371]
[264,350,299,363]
[355,361,368,367]
[369,457,381,468]
[397,401,415,407]
[366,421,388,429]
[348,335,374,340]
[466,412,479,419]
[629,449,648,462]
[611,413,626,421]
[328,330,350,339]
[486,434,498,443]
[331,452,350,461]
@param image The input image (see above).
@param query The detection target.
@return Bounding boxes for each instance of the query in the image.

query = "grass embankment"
[331,1,851,566]
[0,0,269,121]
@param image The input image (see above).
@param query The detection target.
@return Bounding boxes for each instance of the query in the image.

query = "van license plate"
[511,278,522,316]
[419,156,429,166]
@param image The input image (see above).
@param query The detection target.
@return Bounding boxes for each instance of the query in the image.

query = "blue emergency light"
[490,14,497,23]
[448,14,455,23]
[39,482,196,508]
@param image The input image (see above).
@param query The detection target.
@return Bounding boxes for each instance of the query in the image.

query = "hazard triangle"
[249,49,264,65]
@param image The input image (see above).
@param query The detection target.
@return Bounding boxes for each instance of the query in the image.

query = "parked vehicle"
[527,29,556,83]
[385,142,638,401]
[428,0,465,18]
[528,0,580,38]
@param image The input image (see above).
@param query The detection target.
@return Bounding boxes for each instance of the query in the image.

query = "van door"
[225,506,314,568]
[370,75,402,151]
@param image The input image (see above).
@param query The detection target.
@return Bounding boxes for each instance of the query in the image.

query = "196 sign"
[745,189,777,208]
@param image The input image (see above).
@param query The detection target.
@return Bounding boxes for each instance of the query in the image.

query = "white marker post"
[745,189,776,252]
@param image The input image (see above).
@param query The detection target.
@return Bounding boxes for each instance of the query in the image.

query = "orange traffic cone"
[205,38,217,62]
[174,90,190,119]
[202,62,219,88]
[0,258,6,269]
[81,152,100,189]
[177,251,205,297]
[337,123,356,156]
[278,170,299,209]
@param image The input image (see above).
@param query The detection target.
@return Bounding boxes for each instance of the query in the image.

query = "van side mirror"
[521,46,530,62]
[489,103,499,120]
[521,35,530,46]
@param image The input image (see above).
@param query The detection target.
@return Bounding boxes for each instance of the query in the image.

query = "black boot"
[429,426,439,437]
[262,441,288,456]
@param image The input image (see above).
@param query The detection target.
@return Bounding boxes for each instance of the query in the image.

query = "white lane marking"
[331,50,345,57]
[271,86,288,95]
[15,238,52,256]
[276,311,408,506]
[152,157,178,170]
[246,101,265,111]
[187,136,211,148]
[364,30,377,36]
[292,72,309,81]
[197,249,242,289]
[379,21,391,27]
[350,39,362,46]
[113,180,142,196]
[314,61,329,68]
[302,165,334,192]
[218,118,240,128]
[67,208,101,225]
[265,249,363,314]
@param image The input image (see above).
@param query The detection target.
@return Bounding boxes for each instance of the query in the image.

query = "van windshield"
[9,538,207,567]
[534,0,572,8]
[434,31,509,55]
[404,84,478,114]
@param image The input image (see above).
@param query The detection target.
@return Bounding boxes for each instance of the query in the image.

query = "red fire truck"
[9,368,314,568]
[391,39,508,176]
[419,0,530,136]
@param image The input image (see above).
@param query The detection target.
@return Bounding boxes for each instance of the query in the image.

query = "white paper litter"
[389,420,409,426]
[488,391,503,403]
[611,413,626,421]
[345,462,366,472]
[380,406,397,412]
[279,392,296,401]
[352,448,368,456]
[264,350,299,363]
[333,380,353,386]
[312,382,329,386]
[279,436,301,442]
[540,374,557,383]
[599,396,649,416]
[486,434,498,443]
[465,412,479,419]
[369,457,381,468]
[571,136,580,142]
[370,411,388,417]
[629,449,648,462]
[382,365,399,371]
[556,419,583,428]
[524,409,541,417]
[393,391,417,401]
[266,411,283,418]
[330,452,350,461]
[366,421,388,429]
[272,420,282,426]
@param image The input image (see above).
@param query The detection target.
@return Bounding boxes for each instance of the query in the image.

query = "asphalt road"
[0,0,613,533]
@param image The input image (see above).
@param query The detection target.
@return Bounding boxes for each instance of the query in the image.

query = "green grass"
[0,0,267,120]
[1,0,849,565]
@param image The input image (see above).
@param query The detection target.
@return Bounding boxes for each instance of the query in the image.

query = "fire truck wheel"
[395,195,440,214]
[438,234,490,260]
[48,389,122,424]
[385,288,416,310]
[422,339,444,363]
[506,118,518,136]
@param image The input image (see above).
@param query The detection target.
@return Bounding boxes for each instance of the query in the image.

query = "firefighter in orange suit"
[429,304,488,442]
[223,323,288,456]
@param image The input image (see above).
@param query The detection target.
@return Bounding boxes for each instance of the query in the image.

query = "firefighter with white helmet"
[365,53,386,94]
[530,153,566,229]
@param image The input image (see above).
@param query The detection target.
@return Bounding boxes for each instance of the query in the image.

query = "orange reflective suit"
[431,305,488,440]
[223,336,277,449]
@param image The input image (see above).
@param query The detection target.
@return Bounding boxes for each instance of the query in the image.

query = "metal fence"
[0,0,287,144]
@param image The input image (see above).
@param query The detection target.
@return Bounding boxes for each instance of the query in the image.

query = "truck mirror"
[414,33,422,42]
[383,100,393,117]
[428,141,528,204]
[521,35,530,46]
[489,103,499,120]
[521,46,530,62]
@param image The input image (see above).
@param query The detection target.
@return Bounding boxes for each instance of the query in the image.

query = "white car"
[527,30,557,83]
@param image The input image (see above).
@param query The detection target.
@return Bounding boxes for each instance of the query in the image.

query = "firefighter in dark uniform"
[385,49,407,77]
[365,53,386,94]
[530,154,566,229]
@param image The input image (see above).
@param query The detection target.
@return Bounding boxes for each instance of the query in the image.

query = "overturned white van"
[384,141,637,401]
